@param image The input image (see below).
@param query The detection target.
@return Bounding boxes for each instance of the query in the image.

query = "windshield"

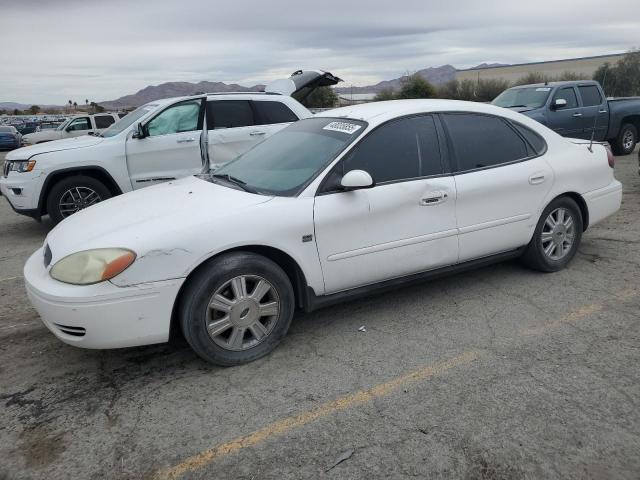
[100,104,155,138]
[492,86,551,109]
[211,117,367,196]
[0,126,13,133]
[56,118,71,131]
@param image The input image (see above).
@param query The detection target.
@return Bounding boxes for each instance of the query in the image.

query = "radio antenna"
[588,66,608,152]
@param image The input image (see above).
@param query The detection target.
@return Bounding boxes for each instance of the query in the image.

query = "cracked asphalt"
[0,149,639,480]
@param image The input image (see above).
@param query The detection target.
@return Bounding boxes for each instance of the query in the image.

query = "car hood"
[504,106,536,113]
[45,175,274,268]
[10,135,104,159]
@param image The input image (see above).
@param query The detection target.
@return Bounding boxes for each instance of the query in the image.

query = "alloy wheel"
[541,207,576,260]
[622,130,634,151]
[59,187,102,217]
[206,275,280,351]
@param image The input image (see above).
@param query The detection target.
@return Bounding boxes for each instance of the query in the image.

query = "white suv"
[21,113,122,145]
[1,70,341,224]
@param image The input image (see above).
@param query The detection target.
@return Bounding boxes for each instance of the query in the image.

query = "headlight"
[6,160,36,173]
[50,248,136,285]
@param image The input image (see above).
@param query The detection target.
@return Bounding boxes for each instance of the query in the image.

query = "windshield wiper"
[212,173,257,193]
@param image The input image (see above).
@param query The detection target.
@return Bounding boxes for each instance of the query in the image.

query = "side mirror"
[341,170,374,190]
[65,126,72,132]
[132,122,146,139]
[552,98,567,110]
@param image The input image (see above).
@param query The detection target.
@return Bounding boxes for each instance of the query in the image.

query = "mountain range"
[0,62,508,111]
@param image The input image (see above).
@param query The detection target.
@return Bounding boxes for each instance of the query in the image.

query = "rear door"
[546,86,584,138]
[442,113,553,262]
[577,84,608,141]
[125,98,204,189]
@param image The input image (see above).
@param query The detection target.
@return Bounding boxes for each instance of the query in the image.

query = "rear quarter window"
[253,101,299,125]
[511,122,547,156]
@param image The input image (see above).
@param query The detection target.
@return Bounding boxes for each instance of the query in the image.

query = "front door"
[440,112,554,262]
[65,117,94,137]
[546,86,584,138]
[314,115,458,294]
[126,99,204,189]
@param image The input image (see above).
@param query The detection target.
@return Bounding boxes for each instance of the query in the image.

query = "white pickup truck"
[1,70,341,224]
[21,113,123,146]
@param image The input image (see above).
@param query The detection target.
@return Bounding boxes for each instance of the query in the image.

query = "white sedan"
[24,100,622,365]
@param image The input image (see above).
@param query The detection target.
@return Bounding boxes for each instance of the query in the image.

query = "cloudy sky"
[2,0,639,104]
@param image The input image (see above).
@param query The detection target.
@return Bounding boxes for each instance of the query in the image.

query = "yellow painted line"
[154,291,640,479]
[153,350,482,480]
[519,303,603,336]
[0,276,21,283]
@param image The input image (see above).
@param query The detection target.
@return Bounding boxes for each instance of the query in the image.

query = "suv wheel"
[46,175,111,224]
[521,196,583,272]
[179,252,295,366]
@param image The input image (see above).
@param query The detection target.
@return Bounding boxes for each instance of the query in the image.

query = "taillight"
[605,145,615,168]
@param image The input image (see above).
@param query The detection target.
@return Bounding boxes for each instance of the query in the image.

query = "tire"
[610,123,637,156]
[179,252,295,366]
[521,196,583,272]
[46,175,111,224]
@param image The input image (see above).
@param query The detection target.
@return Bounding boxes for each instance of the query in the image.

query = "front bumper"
[0,169,44,214]
[24,248,185,349]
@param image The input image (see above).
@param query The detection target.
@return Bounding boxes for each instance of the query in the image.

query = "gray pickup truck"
[493,80,640,155]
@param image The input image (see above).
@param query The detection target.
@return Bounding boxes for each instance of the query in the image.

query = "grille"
[53,323,86,337]
[43,244,52,267]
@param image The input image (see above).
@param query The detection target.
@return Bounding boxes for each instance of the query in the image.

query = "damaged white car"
[24,100,622,365]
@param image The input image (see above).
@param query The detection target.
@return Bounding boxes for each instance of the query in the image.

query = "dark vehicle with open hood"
[493,80,640,155]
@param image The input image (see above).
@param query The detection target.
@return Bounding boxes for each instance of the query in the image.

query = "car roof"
[143,92,279,107]
[315,99,536,127]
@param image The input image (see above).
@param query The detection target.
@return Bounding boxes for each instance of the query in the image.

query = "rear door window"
[94,115,115,129]
[442,113,529,172]
[207,100,254,129]
[252,101,299,125]
[578,85,603,107]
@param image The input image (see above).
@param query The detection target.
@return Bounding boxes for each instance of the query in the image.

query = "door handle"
[420,191,448,206]
[529,173,545,185]
[598,110,607,114]
[249,131,266,136]
[572,113,583,117]
[177,137,196,143]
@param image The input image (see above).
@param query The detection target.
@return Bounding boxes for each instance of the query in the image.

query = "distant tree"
[475,78,511,102]
[554,71,587,81]
[85,99,89,111]
[67,100,72,113]
[396,73,437,99]
[456,79,478,101]
[594,49,640,97]
[28,105,41,115]
[73,101,78,111]
[302,86,338,108]
[436,79,460,99]
[13,108,20,115]
[513,71,550,86]
[93,103,105,113]
[373,88,396,101]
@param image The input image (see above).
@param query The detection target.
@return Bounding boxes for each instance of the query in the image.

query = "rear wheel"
[179,252,295,366]
[610,123,637,156]
[521,196,583,272]
[46,175,111,224]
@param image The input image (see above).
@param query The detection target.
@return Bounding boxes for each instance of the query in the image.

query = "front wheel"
[46,175,111,224]
[179,252,295,366]
[521,197,583,272]
[610,123,637,156]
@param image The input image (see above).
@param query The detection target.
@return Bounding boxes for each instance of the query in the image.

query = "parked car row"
[0,70,341,223]
[21,112,126,146]
[0,126,22,150]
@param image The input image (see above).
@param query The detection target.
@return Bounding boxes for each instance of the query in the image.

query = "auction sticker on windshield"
[323,121,362,134]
